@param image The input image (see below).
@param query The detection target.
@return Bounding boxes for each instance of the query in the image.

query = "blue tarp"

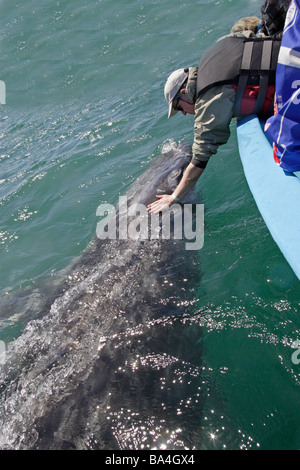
[265,0,300,173]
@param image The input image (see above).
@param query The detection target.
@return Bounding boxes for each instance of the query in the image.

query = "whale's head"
[133,142,192,206]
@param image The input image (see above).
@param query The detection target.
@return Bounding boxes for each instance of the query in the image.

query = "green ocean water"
[0,0,300,450]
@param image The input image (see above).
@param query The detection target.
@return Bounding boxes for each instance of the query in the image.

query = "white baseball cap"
[164,68,189,118]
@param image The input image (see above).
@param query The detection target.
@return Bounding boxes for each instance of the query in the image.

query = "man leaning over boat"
[147,1,289,214]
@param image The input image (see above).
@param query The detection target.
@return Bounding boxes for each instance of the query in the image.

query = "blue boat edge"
[237,114,300,281]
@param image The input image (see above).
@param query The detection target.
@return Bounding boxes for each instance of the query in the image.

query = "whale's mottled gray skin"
[0,142,203,450]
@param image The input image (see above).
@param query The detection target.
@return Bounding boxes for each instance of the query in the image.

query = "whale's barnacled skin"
[132,141,192,205]
[0,142,203,450]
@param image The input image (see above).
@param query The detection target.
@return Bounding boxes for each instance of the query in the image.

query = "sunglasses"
[172,93,191,112]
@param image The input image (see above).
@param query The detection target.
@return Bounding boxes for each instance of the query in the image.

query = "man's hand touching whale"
[147,163,204,213]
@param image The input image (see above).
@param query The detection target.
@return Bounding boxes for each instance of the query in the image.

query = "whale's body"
[0,142,203,450]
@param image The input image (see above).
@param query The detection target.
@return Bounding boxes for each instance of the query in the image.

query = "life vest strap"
[234,38,278,117]
[240,41,254,71]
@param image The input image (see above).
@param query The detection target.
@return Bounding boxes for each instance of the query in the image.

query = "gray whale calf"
[0,141,204,450]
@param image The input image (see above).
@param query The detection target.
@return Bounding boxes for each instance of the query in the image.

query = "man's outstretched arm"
[147,163,204,213]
